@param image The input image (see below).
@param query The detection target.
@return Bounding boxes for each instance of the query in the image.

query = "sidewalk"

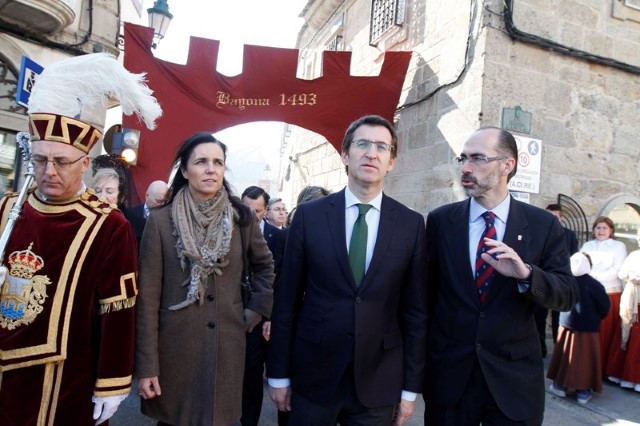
[113,372,640,425]
[113,340,640,425]
[541,353,640,426]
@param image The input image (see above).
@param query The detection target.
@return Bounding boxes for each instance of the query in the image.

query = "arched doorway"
[600,194,640,254]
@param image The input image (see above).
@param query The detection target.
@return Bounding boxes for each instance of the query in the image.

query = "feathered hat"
[27,53,162,154]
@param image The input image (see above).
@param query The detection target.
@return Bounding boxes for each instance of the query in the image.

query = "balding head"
[146,180,168,208]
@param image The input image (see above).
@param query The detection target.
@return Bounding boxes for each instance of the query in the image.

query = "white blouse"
[581,238,628,292]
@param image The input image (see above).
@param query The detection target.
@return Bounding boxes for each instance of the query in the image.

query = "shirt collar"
[469,194,511,224]
[344,186,383,211]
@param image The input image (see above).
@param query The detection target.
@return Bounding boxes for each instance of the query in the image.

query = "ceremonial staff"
[0,132,35,264]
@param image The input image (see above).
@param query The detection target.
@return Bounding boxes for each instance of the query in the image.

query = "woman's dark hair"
[167,132,251,225]
[91,154,131,208]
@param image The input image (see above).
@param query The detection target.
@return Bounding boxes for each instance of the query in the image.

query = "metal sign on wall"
[507,135,542,194]
[16,56,43,107]
[502,106,531,134]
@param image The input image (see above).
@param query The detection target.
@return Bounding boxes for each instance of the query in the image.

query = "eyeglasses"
[454,154,508,166]
[32,155,86,170]
[352,139,394,153]
[270,207,287,212]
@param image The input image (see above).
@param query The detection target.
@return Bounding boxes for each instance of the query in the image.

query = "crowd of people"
[0,52,639,426]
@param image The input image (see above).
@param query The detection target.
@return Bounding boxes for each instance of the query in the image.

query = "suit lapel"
[361,194,395,290]
[325,191,357,290]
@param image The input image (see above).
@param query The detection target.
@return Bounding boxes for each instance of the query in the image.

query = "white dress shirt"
[468,196,511,275]
[344,186,382,274]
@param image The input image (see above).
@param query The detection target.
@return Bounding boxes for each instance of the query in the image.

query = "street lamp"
[147,0,173,48]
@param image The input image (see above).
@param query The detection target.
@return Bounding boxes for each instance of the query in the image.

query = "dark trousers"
[533,306,548,357]
[551,310,560,343]
[289,364,394,425]
[241,320,268,426]
[241,320,289,426]
[424,362,543,426]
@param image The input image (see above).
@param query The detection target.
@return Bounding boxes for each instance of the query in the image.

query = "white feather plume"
[28,53,162,130]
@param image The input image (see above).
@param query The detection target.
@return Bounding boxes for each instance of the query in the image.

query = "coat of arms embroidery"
[0,242,51,330]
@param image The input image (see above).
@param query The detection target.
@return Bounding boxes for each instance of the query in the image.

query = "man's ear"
[502,158,516,177]
[80,156,91,175]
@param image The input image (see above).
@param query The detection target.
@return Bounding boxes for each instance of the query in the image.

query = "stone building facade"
[278,0,640,250]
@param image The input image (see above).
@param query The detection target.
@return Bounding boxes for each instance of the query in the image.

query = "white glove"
[0,266,7,284]
[92,394,127,425]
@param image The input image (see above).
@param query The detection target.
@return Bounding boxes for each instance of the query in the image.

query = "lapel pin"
[517,235,523,241]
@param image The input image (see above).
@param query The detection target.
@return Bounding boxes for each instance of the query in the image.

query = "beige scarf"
[169,186,235,310]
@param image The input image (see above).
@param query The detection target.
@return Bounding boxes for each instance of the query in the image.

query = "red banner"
[123,23,411,203]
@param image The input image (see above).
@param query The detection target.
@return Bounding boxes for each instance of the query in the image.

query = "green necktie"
[349,203,372,286]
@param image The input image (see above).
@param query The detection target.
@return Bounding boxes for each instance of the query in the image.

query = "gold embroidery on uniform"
[96,375,132,388]
[58,210,107,362]
[47,362,64,426]
[0,243,52,329]
[99,273,138,314]
[95,387,132,397]
[98,295,137,315]
[0,195,17,232]
[0,193,106,369]
[38,361,63,426]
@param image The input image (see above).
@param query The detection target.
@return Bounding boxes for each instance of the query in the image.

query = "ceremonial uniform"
[0,189,138,425]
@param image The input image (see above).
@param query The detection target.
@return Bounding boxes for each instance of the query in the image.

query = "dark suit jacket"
[262,220,281,253]
[564,227,579,255]
[425,197,577,421]
[124,204,146,247]
[267,190,428,408]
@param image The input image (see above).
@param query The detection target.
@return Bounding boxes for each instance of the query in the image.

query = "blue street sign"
[16,56,44,107]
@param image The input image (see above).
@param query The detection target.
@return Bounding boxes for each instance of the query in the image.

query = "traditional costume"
[0,190,137,424]
[607,238,640,391]
[0,53,161,425]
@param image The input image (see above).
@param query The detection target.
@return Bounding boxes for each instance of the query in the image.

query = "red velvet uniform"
[0,189,137,425]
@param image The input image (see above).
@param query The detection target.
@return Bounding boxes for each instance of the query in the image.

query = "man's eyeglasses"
[454,154,508,166]
[32,155,86,170]
[352,139,394,154]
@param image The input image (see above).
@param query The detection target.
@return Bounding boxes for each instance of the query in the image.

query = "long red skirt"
[600,292,621,374]
[547,327,603,392]
[607,306,640,385]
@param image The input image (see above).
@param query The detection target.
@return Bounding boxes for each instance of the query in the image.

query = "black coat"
[560,274,610,332]
[425,197,578,421]
[268,190,428,407]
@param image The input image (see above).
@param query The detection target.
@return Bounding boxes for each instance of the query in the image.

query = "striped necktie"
[475,211,497,303]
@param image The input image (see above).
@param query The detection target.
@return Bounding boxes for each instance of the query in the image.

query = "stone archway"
[599,193,640,254]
